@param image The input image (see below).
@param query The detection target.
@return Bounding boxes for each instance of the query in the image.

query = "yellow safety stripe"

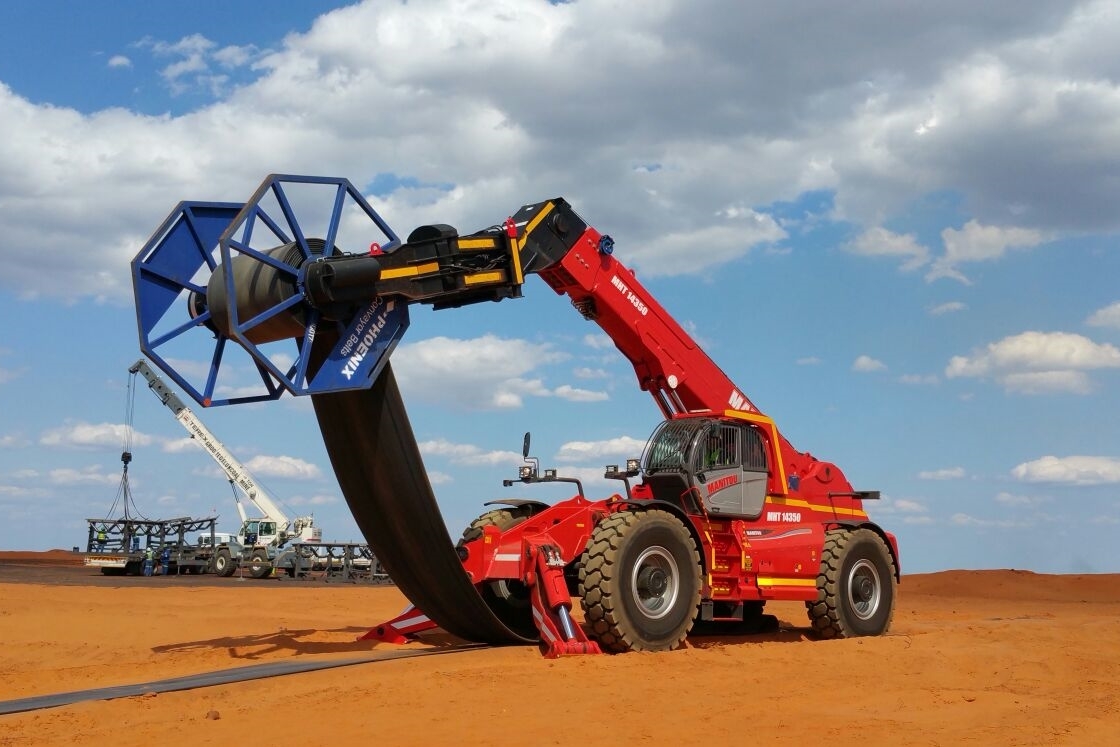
[756,577,817,588]
[457,238,498,250]
[511,202,555,287]
[723,409,788,496]
[463,271,506,286]
[379,261,441,280]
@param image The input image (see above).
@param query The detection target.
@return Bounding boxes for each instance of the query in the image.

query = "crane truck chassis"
[131,174,899,655]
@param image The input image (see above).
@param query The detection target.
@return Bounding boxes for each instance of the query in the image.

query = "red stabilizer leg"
[358,604,438,643]
[528,544,602,658]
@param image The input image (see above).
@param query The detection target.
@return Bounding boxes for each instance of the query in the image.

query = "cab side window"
[743,426,767,472]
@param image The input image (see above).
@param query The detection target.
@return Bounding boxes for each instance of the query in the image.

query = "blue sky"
[1,0,1119,574]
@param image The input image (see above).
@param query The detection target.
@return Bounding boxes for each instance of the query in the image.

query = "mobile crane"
[132,174,898,655]
[128,359,322,577]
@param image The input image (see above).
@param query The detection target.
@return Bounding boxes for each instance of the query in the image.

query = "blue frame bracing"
[131,174,407,407]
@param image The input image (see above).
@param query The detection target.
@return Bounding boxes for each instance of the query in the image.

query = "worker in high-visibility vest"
[142,547,154,576]
[95,526,107,553]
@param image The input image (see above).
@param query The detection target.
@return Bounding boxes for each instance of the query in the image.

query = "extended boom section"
[133,173,899,656]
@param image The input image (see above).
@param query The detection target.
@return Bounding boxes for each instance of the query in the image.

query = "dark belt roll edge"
[311,362,533,646]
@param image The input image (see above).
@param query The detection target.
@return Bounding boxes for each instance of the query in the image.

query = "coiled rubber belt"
[311,362,534,646]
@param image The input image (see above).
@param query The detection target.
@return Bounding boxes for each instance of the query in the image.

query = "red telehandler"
[132,174,898,656]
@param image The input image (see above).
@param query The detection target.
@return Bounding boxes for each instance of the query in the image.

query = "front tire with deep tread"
[579,509,701,653]
[807,528,896,639]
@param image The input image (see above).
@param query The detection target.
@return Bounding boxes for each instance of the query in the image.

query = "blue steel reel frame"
[132,175,406,407]
[132,200,249,407]
[216,174,406,400]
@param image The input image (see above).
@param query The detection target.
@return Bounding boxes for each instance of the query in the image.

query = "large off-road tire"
[213,548,235,577]
[249,551,273,579]
[807,528,896,639]
[458,506,541,639]
[579,509,702,653]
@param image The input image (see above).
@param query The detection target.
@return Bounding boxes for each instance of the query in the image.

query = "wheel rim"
[630,545,679,620]
[846,558,882,621]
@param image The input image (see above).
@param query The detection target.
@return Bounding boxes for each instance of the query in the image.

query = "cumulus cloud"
[852,355,886,372]
[845,226,929,271]
[107,55,131,69]
[2,1,1117,304]
[241,455,322,480]
[418,438,522,467]
[1087,301,1120,329]
[1012,455,1120,485]
[39,422,155,450]
[555,436,648,463]
[927,221,1047,283]
[393,335,581,409]
[946,331,1120,393]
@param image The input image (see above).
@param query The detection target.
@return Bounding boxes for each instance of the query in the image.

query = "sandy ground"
[1,551,1118,746]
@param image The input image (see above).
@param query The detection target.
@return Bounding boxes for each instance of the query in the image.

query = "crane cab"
[640,418,769,518]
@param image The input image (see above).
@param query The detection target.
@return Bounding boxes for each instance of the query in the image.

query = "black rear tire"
[807,528,896,639]
[213,548,235,577]
[458,506,541,639]
[579,510,701,653]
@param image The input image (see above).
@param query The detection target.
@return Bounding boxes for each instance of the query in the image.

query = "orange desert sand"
[1,550,1118,746]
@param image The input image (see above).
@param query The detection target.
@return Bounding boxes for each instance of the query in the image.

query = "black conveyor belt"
[311,362,534,646]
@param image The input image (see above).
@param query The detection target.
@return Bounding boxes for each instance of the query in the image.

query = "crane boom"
[128,359,319,542]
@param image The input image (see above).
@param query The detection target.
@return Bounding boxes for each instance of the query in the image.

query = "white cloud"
[242,455,322,480]
[928,221,1046,284]
[39,422,155,450]
[394,335,569,410]
[946,331,1120,394]
[553,384,609,403]
[0,367,18,384]
[107,55,131,69]
[584,334,614,351]
[49,466,120,486]
[845,226,929,271]
[929,301,966,316]
[0,1,1118,306]
[555,436,648,463]
[0,434,29,448]
[418,438,522,467]
[573,367,609,379]
[1012,455,1120,486]
[852,355,886,372]
[994,491,1044,507]
[1087,301,1120,329]
[918,467,965,480]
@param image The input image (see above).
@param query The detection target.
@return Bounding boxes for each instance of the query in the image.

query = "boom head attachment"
[132,174,407,406]
[132,174,592,408]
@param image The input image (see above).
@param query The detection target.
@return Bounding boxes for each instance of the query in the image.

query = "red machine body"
[367,199,899,654]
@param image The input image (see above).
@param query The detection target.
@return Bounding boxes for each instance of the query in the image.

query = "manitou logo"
[728,389,751,411]
[340,300,396,380]
[706,474,739,495]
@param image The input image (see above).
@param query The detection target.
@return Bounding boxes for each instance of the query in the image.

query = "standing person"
[95,525,108,553]
[160,546,171,575]
[142,546,154,577]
